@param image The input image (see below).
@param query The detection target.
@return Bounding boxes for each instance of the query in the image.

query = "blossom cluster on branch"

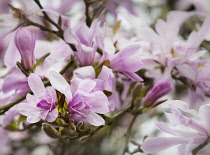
[0,0,210,155]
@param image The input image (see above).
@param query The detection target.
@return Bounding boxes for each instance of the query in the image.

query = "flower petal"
[141,137,188,154]
[28,73,46,98]
[49,70,72,102]
[77,79,96,93]
[85,110,105,126]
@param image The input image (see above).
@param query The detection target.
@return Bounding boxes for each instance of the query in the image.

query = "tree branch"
[34,0,61,31]
[123,114,138,155]
[192,137,210,155]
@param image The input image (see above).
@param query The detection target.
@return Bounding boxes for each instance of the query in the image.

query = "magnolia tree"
[0,0,210,155]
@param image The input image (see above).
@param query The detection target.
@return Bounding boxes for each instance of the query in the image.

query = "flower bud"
[42,123,61,139]
[15,28,36,70]
[143,80,172,107]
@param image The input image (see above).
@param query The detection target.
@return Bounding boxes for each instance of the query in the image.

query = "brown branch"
[34,0,61,31]
[123,114,138,155]
[192,137,210,155]
[84,0,92,27]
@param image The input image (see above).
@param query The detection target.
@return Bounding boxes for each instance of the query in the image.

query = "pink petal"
[73,66,95,79]
[27,111,41,123]
[199,104,210,134]
[170,106,208,136]
[85,110,105,126]
[28,73,46,98]
[124,72,143,81]
[88,91,109,114]
[116,44,140,58]
[49,70,72,102]
[46,109,58,122]
[141,137,188,154]
[77,79,96,93]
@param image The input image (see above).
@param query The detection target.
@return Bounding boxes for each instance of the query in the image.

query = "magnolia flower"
[15,28,36,70]
[141,100,210,155]
[110,44,144,81]
[138,12,210,67]
[176,61,210,107]
[49,70,110,126]
[73,65,115,110]
[19,73,58,123]
[73,65,114,92]
[64,20,101,66]
[143,79,172,107]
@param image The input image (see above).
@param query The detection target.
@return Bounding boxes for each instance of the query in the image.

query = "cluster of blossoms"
[0,0,210,154]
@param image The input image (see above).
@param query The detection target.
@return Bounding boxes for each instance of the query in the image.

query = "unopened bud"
[76,121,83,129]
[79,135,89,142]
[42,123,61,139]
[143,80,171,107]
[69,122,76,131]
[15,28,36,70]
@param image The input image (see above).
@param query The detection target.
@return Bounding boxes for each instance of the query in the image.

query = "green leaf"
[132,82,144,101]
[32,53,50,71]
[136,86,152,100]
[16,62,30,76]
[56,91,68,113]
[17,115,26,126]
[5,120,19,131]
[95,60,110,78]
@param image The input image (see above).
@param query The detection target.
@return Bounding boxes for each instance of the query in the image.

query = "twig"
[192,137,210,155]
[27,20,58,35]
[123,114,138,155]
[84,0,92,27]
[34,0,60,31]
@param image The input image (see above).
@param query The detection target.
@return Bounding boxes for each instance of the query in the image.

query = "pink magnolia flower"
[49,70,110,126]
[64,20,104,66]
[143,79,172,107]
[138,11,210,68]
[19,73,58,123]
[73,65,114,92]
[176,61,210,107]
[141,100,210,154]
[109,44,144,81]
[15,28,36,70]
[72,65,115,110]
